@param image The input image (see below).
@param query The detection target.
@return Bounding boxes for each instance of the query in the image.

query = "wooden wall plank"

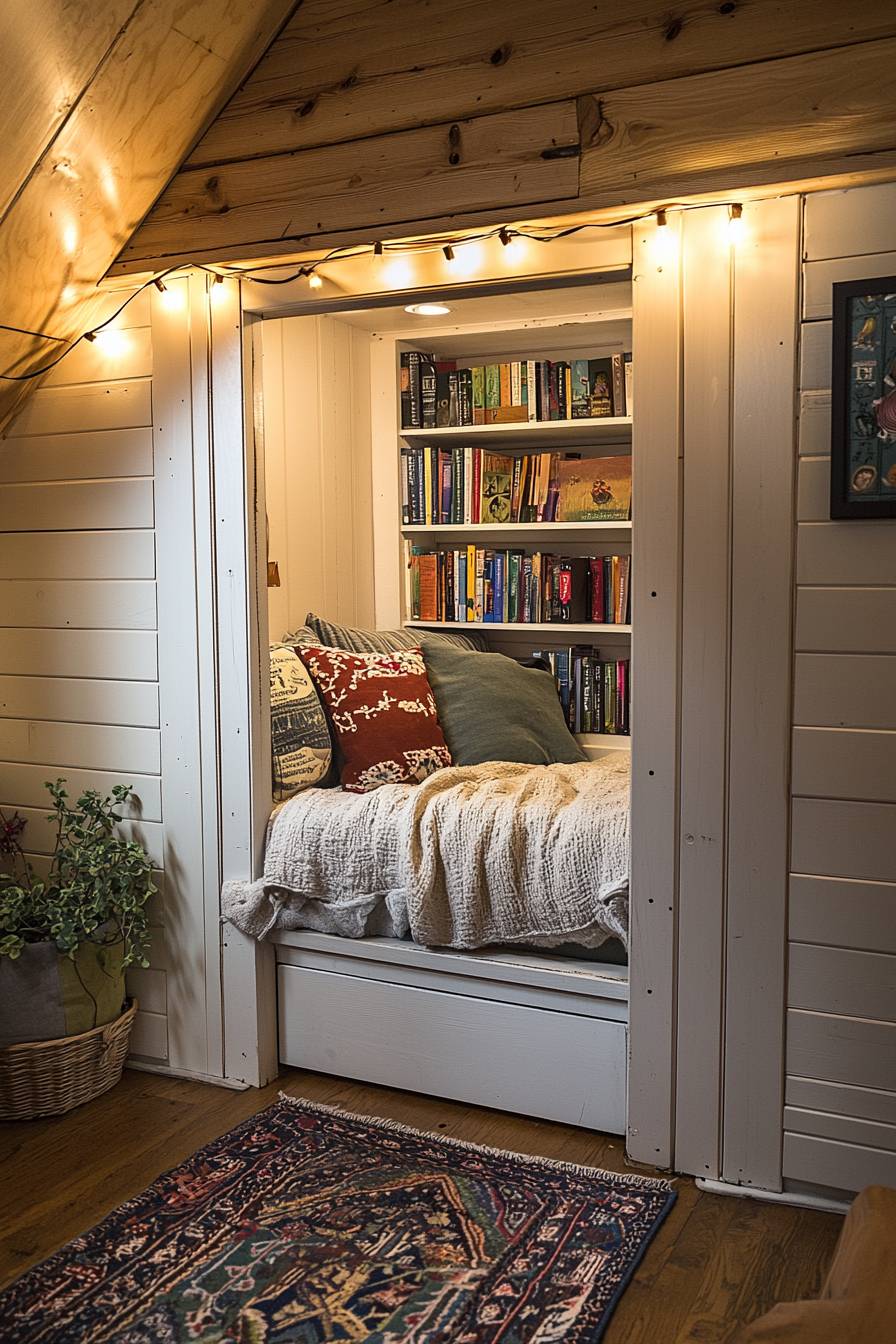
[0,720,160,775]
[0,676,158,729]
[790,874,896,954]
[803,252,896,321]
[118,102,580,267]
[796,458,829,523]
[190,1,896,167]
[0,0,301,433]
[789,944,896,1022]
[0,580,156,630]
[0,1,137,219]
[627,213,682,1169]
[0,629,157,681]
[675,206,731,1180]
[792,798,896,883]
[0,480,153,533]
[723,196,799,1192]
[795,588,896,653]
[799,321,831,392]
[783,1131,896,1194]
[576,41,896,205]
[784,1106,896,1154]
[8,806,165,864]
[41,327,153,388]
[4,381,152,438]
[792,727,896,804]
[799,392,830,457]
[797,523,896,587]
[804,183,896,261]
[0,763,161,821]
[787,1008,896,1092]
[0,532,155,581]
[786,1075,896,1127]
[794,654,896,729]
[0,428,153,484]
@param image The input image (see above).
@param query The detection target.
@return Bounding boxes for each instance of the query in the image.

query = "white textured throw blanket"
[222,757,629,951]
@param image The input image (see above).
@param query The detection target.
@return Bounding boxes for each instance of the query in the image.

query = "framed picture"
[831,274,896,519]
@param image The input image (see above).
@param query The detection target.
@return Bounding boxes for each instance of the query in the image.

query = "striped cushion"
[303,612,489,654]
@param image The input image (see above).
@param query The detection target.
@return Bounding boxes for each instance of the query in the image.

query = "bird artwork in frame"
[830,274,896,518]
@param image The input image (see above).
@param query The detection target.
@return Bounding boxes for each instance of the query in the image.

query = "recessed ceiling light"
[405,303,451,316]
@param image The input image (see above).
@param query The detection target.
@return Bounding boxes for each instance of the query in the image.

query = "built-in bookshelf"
[394,318,635,743]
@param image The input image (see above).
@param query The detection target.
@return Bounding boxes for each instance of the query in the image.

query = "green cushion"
[421,642,587,767]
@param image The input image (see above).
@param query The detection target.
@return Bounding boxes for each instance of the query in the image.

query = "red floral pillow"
[296,645,451,793]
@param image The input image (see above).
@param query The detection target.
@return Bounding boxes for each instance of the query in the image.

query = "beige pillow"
[270,646,331,801]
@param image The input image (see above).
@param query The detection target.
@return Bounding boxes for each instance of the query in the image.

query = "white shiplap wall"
[0,291,170,1060]
[786,183,896,1194]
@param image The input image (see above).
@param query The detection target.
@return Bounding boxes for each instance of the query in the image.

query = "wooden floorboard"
[0,1066,843,1339]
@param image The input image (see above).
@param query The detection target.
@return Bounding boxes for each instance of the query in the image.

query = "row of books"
[400,351,631,428]
[533,647,630,736]
[401,449,632,525]
[406,546,631,625]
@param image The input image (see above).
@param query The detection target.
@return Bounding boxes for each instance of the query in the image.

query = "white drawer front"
[278,964,626,1134]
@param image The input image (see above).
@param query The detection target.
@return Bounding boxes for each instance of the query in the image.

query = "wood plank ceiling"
[0,0,300,432]
[114,0,896,273]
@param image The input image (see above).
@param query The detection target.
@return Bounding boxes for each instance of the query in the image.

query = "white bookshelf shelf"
[405,620,631,635]
[403,521,631,537]
[400,417,632,447]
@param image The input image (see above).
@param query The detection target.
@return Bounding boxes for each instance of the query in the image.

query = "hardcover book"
[588,358,613,418]
[556,455,632,522]
[472,366,486,425]
[571,360,591,418]
[480,453,514,523]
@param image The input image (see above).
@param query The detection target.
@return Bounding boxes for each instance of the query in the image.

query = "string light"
[2,198,754,381]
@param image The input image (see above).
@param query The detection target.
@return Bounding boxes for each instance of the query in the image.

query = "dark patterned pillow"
[270,647,332,801]
[297,645,451,793]
[304,612,489,654]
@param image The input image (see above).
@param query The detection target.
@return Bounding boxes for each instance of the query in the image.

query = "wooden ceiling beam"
[0,0,300,433]
[184,0,896,167]
[113,35,896,275]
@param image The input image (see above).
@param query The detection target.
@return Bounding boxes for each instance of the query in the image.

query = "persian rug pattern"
[1,1096,675,1344]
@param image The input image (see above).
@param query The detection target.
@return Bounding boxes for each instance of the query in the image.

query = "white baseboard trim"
[695,1177,850,1215]
[125,1060,250,1091]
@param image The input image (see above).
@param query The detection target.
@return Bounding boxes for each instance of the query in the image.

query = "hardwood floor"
[0,1066,843,1341]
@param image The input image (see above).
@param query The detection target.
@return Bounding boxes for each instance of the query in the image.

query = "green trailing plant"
[0,781,155,968]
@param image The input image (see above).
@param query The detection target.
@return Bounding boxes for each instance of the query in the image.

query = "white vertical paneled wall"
[0,278,238,1083]
[262,315,375,643]
[786,183,896,1195]
[0,290,170,1061]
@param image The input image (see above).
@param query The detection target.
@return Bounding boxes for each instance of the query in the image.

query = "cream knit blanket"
[221,756,629,950]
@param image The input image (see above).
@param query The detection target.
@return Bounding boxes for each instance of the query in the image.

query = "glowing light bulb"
[93,328,128,355]
[384,257,413,289]
[728,203,744,243]
[452,243,483,278]
[308,272,323,289]
[405,303,451,316]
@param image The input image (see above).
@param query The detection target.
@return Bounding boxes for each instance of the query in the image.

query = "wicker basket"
[0,998,137,1120]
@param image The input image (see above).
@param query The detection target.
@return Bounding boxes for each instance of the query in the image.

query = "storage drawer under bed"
[276,937,627,1133]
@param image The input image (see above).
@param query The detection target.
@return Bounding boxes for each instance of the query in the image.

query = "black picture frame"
[830,274,896,519]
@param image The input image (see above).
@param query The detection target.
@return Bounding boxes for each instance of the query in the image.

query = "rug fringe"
[277,1092,674,1192]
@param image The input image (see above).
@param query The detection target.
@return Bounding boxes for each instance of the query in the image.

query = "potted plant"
[0,780,156,1118]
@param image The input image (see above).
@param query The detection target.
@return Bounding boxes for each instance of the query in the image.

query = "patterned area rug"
[1,1096,676,1343]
